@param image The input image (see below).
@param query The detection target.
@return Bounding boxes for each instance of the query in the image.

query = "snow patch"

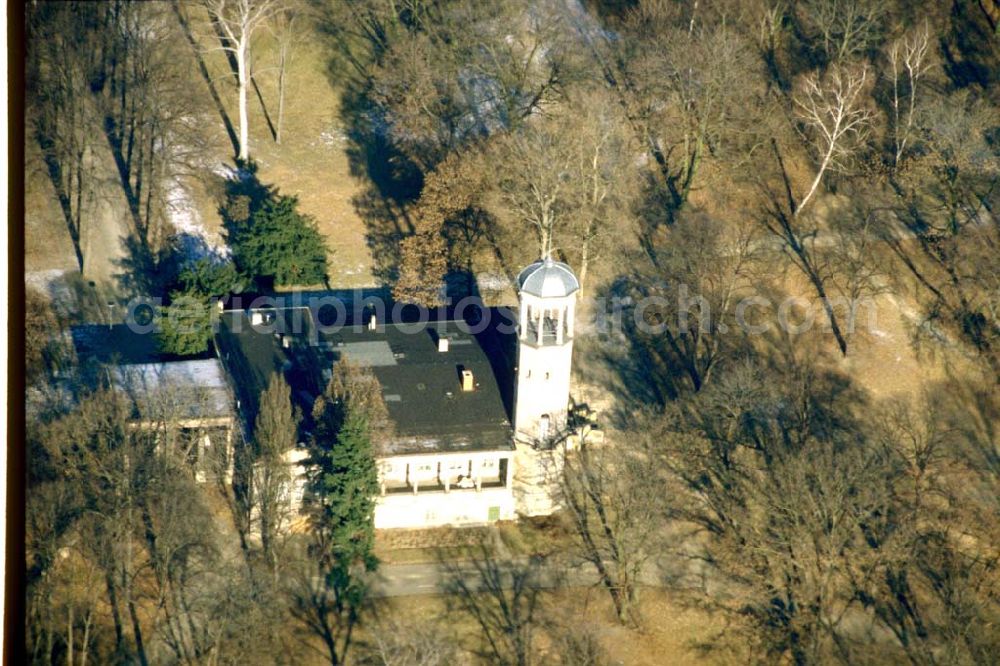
[25,268,68,292]
[25,269,73,302]
[317,128,347,147]
[211,162,255,183]
[166,178,230,263]
[477,273,512,291]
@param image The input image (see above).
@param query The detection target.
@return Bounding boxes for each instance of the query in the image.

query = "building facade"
[81,259,582,531]
[374,449,516,529]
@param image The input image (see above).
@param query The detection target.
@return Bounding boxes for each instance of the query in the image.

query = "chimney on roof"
[368,313,377,331]
[438,337,449,352]
[461,368,474,392]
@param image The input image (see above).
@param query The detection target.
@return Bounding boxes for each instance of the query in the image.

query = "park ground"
[24,6,974,664]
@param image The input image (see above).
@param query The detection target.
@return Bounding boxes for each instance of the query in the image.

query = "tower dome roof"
[517,257,580,298]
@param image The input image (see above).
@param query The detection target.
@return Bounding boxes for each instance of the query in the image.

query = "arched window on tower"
[542,310,558,344]
[525,305,538,341]
[539,414,550,441]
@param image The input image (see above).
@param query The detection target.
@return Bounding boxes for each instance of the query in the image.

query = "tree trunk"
[68,605,74,666]
[237,40,249,161]
[276,40,286,145]
[124,503,150,666]
[128,596,149,666]
[104,570,126,661]
[81,608,92,666]
[810,270,850,356]
[73,148,86,272]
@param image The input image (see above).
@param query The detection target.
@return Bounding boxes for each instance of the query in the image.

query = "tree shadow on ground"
[940,1,1000,90]
[114,232,185,298]
[577,267,861,429]
[31,129,86,274]
[339,81,424,286]
[305,9,425,286]
[171,0,240,158]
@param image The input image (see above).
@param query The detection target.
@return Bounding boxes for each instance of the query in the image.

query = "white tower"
[512,257,579,516]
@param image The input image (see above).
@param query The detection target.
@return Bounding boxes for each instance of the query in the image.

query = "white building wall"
[511,289,576,517]
[374,487,515,529]
[512,292,575,443]
[373,450,516,529]
[513,342,574,441]
[513,441,564,516]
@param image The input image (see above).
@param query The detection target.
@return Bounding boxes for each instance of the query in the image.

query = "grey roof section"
[341,341,398,367]
[114,359,234,421]
[517,257,580,298]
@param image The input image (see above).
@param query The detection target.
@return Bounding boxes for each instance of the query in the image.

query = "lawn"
[358,586,752,665]
[192,18,378,288]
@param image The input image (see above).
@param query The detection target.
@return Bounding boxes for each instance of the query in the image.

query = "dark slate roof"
[216,304,517,455]
[517,257,580,298]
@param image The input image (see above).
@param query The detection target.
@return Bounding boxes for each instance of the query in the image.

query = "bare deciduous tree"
[754,64,874,356]
[486,116,575,259]
[549,622,610,666]
[370,0,575,171]
[27,1,103,274]
[482,93,636,273]
[319,357,393,451]
[561,89,637,294]
[270,1,300,145]
[559,431,662,626]
[33,386,227,665]
[627,213,759,398]
[250,373,298,572]
[886,22,931,167]
[793,64,873,215]
[797,0,887,64]
[652,360,895,664]
[368,617,458,666]
[203,0,281,161]
[822,202,889,329]
[881,90,1000,378]
[628,18,763,212]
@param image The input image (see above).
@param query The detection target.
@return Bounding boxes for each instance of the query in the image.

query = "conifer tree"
[228,192,329,288]
[295,406,379,664]
[157,259,241,356]
[157,293,213,356]
[314,408,379,573]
